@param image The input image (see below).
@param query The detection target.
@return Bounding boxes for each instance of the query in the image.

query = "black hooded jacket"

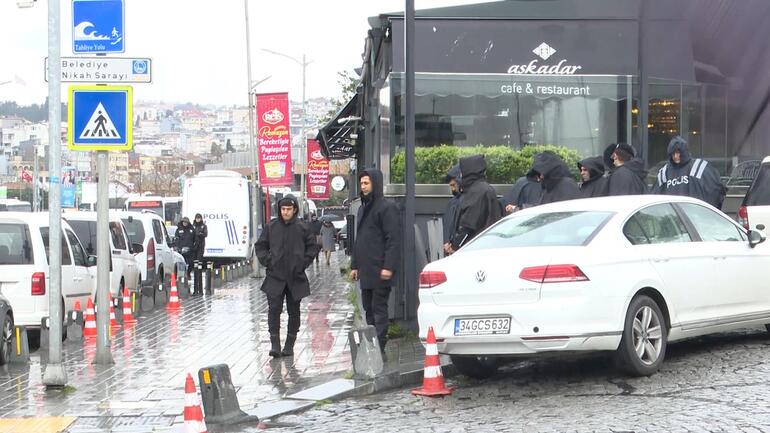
[451,155,502,250]
[192,213,208,259]
[531,152,580,205]
[652,136,726,208]
[352,168,401,290]
[607,158,648,196]
[174,217,195,253]
[502,170,542,212]
[577,156,608,198]
[442,164,462,243]
[255,194,318,299]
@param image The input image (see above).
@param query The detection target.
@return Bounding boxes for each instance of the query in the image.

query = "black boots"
[269,334,282,358]
[281,334,296,357]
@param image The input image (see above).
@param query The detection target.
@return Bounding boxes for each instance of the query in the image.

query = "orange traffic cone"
[109,293,120,329]
[411,326,453,397]
[83,297,97,338]
[122,287,136,325]
[167,272,181,311]
[183,373,207,433]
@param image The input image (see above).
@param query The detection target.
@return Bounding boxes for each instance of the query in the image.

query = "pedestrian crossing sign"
[68,85,132,151]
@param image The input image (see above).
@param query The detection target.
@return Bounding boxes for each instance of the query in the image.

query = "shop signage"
[506,42,583,75]
[306,138,330,200]
[256,92,293,187]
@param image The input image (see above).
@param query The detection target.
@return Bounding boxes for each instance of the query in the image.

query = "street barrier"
[198,364,258,425]
[348,325,384,379]
[9,326,29,364]
[207,262,215,294]
[183,373,208,433]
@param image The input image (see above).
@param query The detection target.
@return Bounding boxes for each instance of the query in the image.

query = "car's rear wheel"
[450,355,499,379]
[615,295,667,376]
[0,313,13,365]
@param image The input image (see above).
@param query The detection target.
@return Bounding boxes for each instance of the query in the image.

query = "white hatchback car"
[418,195,769,379]
[65,212,141,306]
[0,212,95,330]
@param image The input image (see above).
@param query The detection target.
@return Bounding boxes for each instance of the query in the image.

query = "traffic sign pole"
[95,150,114,365]
[43,0,67,387]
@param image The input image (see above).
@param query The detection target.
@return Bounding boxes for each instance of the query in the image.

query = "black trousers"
[267,286,301,338]
[361,286,391,350]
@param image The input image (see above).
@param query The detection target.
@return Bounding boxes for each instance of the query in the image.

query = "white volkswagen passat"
[418,195,769,379]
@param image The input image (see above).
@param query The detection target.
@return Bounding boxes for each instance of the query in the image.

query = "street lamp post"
[260,49,312,217]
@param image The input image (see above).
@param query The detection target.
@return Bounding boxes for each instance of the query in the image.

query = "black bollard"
[198,364,258,425]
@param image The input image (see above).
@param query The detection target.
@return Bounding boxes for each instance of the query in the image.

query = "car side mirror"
[86,255,97,267]
[132,243,144,254]
[748,229,766,248]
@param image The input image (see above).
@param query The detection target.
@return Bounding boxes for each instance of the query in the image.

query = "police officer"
[653,136,726,208]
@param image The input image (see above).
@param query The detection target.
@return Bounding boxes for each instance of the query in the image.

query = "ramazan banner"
[306,138,329,200]
[256,92,293,186]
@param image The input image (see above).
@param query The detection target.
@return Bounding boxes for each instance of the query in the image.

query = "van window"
[0,223,33,265]
[121,218,146,245]
[65,229,88,267]
[39,228,72,266]
[110,222,128,250]
[745,164,770,206]
[68,220,96,255]
[152,219,164,244]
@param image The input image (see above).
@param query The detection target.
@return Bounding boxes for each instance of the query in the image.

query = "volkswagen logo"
[475,270,486,283]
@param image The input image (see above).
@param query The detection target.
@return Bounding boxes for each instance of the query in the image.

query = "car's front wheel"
[615,295,667,376]
[0,312,13,365]
[450,355,499,379]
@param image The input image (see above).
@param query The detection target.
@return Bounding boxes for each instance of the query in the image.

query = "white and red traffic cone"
[412,326,453,397]
[167,272,181,311]
[121,287,136,325]
[109,293,120,330]
[183,373,207,433]
[83,297,97,338]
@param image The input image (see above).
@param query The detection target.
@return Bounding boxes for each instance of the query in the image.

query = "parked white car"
[0,212,95,331]
[418,195,769,379]
[64,212,141,307]
[738,156,770,232]
[117,211,178,299]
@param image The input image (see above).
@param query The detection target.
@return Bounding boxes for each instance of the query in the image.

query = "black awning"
[317,94,360,160]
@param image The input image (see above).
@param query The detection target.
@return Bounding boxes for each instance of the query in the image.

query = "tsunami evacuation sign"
[68,85,133,151]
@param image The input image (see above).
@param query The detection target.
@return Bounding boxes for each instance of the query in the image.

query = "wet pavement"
[0,250,367,432]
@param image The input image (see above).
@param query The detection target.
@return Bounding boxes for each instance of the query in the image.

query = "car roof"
[63,211,125,224]
[116,210,161,222]
[0,211,58,225]
[512,194,715,217]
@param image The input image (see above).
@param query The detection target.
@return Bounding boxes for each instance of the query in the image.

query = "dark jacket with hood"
[192,213,208,259]
[531,152,581,205]
[442,164,462,243]
[652,136,726,208]
[174,217,195,253]
[255,194,318,299]
[451,155,502,249]
[352,168,401,290]
[502,170,542,212]
[603,143,648,196]
[577,156,608,198]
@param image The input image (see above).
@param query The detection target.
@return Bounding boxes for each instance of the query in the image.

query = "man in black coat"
[502,169,542,214]
[442,164,462,256]
[577,156,608,198]
[652,136,727,209]
[606,143,648,196]
[192,213,208,261]
[255,195,317,357]
[174,217,196,279]
[449,155,502,252]
[351,168,401,354]
[309,214,322,263]
[531,151,581,204]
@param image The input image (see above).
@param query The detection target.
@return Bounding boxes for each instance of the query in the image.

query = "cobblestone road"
[274,327,770,433]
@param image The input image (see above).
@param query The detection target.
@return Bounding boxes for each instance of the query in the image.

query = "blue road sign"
[68,85,133,151]
[72,0,125,54]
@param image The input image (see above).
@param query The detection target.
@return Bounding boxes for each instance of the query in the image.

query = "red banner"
[256,92,293,186]
[306,138,330,200]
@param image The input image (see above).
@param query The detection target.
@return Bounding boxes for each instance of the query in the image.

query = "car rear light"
[738,205,749,230]
[31,272,46,296]
[419,271,447,289]
[519,264,589,283]
[147,238,155,271]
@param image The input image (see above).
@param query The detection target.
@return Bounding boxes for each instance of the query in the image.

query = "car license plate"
[454,317,511,336]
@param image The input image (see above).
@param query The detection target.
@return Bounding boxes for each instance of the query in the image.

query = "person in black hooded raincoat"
[652,136,727,209]
[449,155,502,251]
[606,143,648,196]
[502,169,543,214]
[531,151,581,204]
[351,168,401,353]
[255,194,318,357]
[577,156,608,198]
[442,164,462,255]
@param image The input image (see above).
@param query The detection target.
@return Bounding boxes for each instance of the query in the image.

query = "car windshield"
[745,164,770,206]
[463,211,614,251]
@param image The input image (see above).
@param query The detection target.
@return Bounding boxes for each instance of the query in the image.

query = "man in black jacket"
[449,155,502,252]
[174,217,196,279]
[652,136,727,209]
[606,143,648,196]
[256,195,317,357]
[577,156,608,198]
[531,151,581,204]
[502,169,542,214]
[351,168,401,354]
[191,213,208,295]
[442,165,462,256]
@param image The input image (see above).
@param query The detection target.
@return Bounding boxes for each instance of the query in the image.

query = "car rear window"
[121,218,146,244]
[745,163,770,206]
[0,223,33,265]
[463,211,613,251]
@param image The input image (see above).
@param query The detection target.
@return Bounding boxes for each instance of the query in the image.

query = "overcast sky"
[0,0,488,106]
